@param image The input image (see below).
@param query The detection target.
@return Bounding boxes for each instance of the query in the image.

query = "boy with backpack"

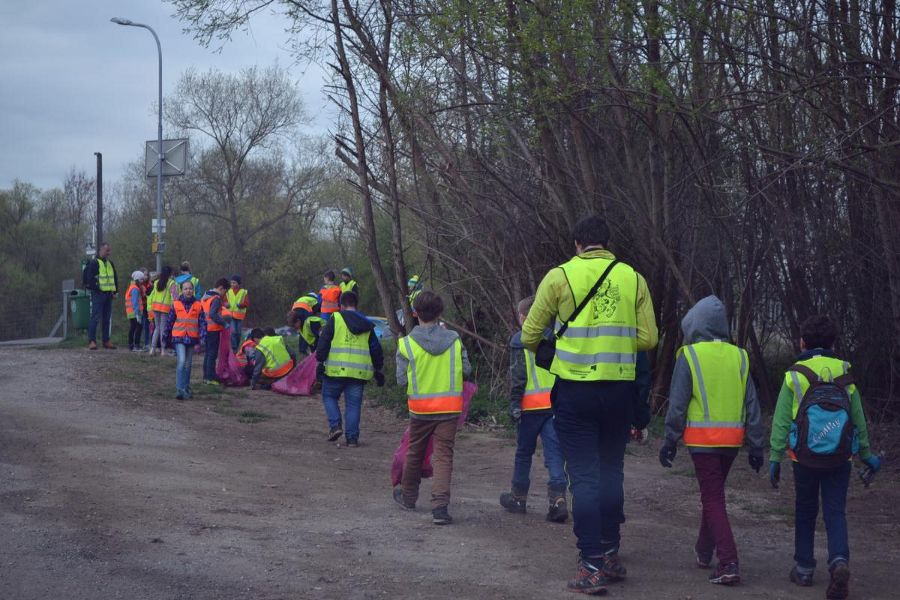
[769,315,880,600]
[499,296,568,523]
[659,296,765,586]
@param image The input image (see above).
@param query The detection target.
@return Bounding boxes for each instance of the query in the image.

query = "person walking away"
[148,266,175,356]
[393,291,471,525]
[224,275,249,352]
[319,271,342,321]
[768,315,880,600]
[315,291,384,446]
[201,278,229,385]
[500,295,568,523]
[125,270,147,352]
[249,328,296,390]
[169,280,201,400]
[658,295,765,586]
[521,215,658,595]
[83,242,119,350]
[339,268,359,298]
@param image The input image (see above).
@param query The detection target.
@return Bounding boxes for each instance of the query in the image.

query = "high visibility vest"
[324,312,374,380]
[125,283,143,318]
[256,335,294,378]
[292,295,319,313]
[172,300,202,340]
[319,285,341,314]
[522,348,555,411]
[551,256,639,381]
[236,339,257,367]
[681,341,749,448]
[300,315,324,345]
[398,335,463,415]
[149,284,174,314]
[339,280,358,295]
[201,294,225,332]
[97,258,116,292]
[224,288,248,320]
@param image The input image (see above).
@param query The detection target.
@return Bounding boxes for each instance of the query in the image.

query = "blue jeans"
[230,320,243,352]
[204,330,221,381]
[88,290,113,343]
[511,412,567,494]
[552,378,633,556]
[793,462,851,571]
[321,377,364,441]
[175,344,195,392]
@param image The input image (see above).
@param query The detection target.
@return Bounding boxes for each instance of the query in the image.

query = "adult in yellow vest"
[521,215,658,594]
[339,267,359,298]
[224,275,249,352]
[658,296,764,586]
[83,242,119,350]
[249,328,296,389]
[394,291,472,525]
[500,296,568,523]
[314,291,384,446]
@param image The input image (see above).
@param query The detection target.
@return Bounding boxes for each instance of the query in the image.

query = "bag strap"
[788,363,819,384]
[555,259,620,340]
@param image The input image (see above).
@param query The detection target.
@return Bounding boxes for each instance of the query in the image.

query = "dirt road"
[1,348,897,599]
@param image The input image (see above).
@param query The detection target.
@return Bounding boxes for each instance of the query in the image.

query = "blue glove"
[658,440,677,468]
[769,461,781,489]
[863,455,882,473]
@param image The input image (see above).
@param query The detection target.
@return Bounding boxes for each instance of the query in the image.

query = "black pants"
[128,318,142,349]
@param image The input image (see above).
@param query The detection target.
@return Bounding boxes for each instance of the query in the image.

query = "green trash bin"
[70,289,91,331]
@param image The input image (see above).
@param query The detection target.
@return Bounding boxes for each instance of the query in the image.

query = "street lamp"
[110,17,164,274]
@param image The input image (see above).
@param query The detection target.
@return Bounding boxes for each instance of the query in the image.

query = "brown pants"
[401,418,458,510]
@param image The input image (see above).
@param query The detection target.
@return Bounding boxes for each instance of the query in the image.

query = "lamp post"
[111,17,164,274]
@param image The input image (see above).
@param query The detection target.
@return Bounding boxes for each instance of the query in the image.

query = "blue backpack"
[788,364,858,469]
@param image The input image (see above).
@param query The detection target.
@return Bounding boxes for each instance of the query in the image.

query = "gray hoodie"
[396,323,472,421]
[664,295,764,455]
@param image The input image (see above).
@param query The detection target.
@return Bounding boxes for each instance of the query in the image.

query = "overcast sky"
[0,0,332,190]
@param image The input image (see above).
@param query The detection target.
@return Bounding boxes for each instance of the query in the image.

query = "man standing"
[83,242,119,350]
[521,215,658,595]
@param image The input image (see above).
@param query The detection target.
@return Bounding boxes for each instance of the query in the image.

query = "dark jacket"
[316,310,384,380]
[82,256,119,293]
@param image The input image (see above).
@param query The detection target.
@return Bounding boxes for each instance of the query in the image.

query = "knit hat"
[407,274,420,287]
[341,267,353,277]
[230,274,242,285]
[131,270,145,281]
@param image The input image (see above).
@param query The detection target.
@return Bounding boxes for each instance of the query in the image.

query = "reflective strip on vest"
[522,348,554,411]
[172,301,202,339]
[339,280,358,294]
[97,258,116,292]
[256,336,293,378]
[125,283,140,317]
[682,341,748,448]
[201,295,224,332]
[292,295,318,312]
[149,286,173,313]
[401,336,463,415]
[225,288,248,320]
[320,286,341,314]
[324,313,374,380]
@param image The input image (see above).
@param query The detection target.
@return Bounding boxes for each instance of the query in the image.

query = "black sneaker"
[327,426,343,441]
[709,562,740,585]
[500,492,526,514]
[696,550,713,569]
[826,562,850,600]
[432,506,452,525]
[789,566,813,586]
[392,487,415,510]
[546,495,568,523]
[567,557,610,595]
[345,438,359,448]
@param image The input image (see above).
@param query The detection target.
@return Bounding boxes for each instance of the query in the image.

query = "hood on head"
[409,323,460,355]
[681,295,730,344]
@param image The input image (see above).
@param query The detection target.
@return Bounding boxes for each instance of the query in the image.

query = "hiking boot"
[709,562,740,585]
[789,566,813,586]
[826,562,850,600]
[346,438,359,448]
[547,493,568,523]
[432,505,452,525]
[567,557,610,595]
[327,426,343,442]
[696,550,713,569]
[499,492,527,514]
[593,552,627,581]
[392,487,415,511]
[103,341,117,350]
[88,341,97,350]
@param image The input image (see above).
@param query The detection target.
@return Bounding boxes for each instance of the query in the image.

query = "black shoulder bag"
[534,259,620,370]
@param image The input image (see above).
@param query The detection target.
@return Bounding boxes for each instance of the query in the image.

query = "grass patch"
[212,402,273,424]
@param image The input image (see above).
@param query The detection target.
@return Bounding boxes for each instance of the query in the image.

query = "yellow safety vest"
[300,315,324,345]
[324,312,374,380]
[97,258,116,292]
[785,355,856,419]
[552,256,638,381]
[681,341,749,448]
[523,348,555,410]
[398,335,463,415]
[225,288,248,320]
[148,284,174,313]
[292,295,319,312]
[256,335,293,378]
[339,280,358,295]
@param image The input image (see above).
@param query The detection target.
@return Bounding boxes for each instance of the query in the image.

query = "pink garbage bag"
[216,328,249,387]
[272,354,318,396]
[390,381,477,486]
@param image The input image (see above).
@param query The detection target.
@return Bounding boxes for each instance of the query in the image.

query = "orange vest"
[172,300,202,339]
[201,294,225,332]
[236,339,257,367]
[319,285,341,314]
[124,283,143,318]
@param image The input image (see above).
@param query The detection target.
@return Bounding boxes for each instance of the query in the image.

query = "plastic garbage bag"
[272,354,318,396]
[390,381,477,486]
[216,328,249,387]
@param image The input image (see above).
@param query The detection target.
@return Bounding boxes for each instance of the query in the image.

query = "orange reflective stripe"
[172,301,202,339]
[151,302,171,313]
[521,391,551,411]
[683,426,745,447]
[236,340,256,366]
[407,395,463,415]
[320,286,341,313]
[125,284,139,316]
[263,359,294,378]
[201,296,224,332]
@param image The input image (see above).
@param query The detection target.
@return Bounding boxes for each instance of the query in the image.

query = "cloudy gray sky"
[0,0,332,190]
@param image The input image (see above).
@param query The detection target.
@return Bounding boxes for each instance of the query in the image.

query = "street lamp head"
[110,17,134,26]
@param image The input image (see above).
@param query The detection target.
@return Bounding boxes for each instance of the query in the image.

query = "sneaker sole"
[327,430,343,441]
[547,511,568,523]
[432,518,452,525]
[566,583,608,595]
[827,564,850,600]
[710,574,741,585]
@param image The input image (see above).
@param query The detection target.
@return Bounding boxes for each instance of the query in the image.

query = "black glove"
[508,404,522,424]
[769,462,781,489]
[316,362,326,380]
[374,371,385,387]
[658,440,677,468]
[748,453,764,473]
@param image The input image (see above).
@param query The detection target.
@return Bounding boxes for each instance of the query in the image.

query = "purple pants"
[691,453,738,566]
